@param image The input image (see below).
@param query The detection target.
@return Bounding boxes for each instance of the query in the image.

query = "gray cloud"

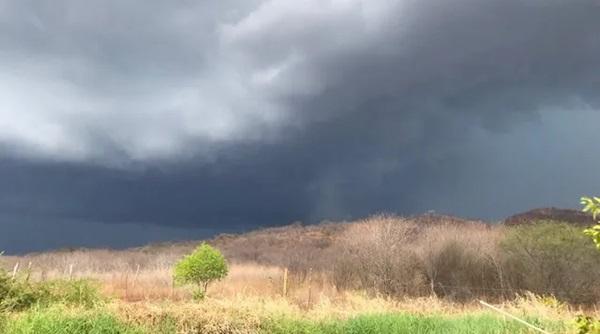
[1,0,600,252]
[1,0,596,163]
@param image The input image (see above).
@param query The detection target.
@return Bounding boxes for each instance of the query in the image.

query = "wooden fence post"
[25,262,32,282]
[307,268,313,308]
[171,277,175,300]
[133,264,140,286]
[124,271,129,301]
[11,262,19,279]
[283,268,288,297]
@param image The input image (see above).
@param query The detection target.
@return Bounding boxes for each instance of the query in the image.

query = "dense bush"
[333,217,426,297]
[0,270,48,312]
[333,218,505,300]
[421,239,502,300]
[0,257,102,311]
[0,279,103,312]
[332,216,600,304]
[500,222,600,303]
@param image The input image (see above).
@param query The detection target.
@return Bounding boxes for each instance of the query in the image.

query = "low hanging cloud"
[1,0,597,163]
[1,0,600,252]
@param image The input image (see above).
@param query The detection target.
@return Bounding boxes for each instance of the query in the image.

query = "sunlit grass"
[260,313,567,334]
[2,306,567,334]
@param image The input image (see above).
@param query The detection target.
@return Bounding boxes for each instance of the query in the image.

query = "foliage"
[0,312,6,333]
[40,279,104,308]
[173,243,228,299]
[576,196,600,334]
[0,263,11,302]
[0,255,42,311]
[500,221,600,304]
[332,219,427,298]
[0,272,49,312]
[191,288,206,302]
[0,263,102,311]
[582,196,600,249]
[421,240,499,301]
[334,217,600,302]
[574,315,600,334]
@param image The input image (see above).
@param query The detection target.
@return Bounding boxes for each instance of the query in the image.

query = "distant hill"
[7,213,491,274]
[12,209,594,267]
[407,213,486,226]
[504,207,595,226]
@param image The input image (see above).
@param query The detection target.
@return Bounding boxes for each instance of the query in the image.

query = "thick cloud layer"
[1,0,599,252]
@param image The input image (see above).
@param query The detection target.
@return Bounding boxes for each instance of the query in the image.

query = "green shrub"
[39,279,104,308]
[576,196,600,334]
[0,256,47,311]
[582,196,600,249]
[0,272,102,311]
[574,315,600,334]
[173,243,228,299]
[501,222,600,304]
[0,276,50,312]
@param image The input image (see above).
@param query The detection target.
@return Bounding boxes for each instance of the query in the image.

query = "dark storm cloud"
[1,0,600,253]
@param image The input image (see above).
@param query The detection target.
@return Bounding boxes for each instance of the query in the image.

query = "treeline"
[329,216,600,304]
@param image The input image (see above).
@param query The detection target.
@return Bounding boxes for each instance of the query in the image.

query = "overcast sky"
[1,0,600,253]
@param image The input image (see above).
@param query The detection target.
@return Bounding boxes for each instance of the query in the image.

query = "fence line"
[3,261,596,300]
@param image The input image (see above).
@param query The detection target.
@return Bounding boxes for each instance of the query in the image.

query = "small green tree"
[577,197,600,334]
[582,196,600,249]
[173,243,228,300]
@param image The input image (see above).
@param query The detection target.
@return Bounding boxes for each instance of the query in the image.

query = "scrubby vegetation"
[331,217,600,304]
[0,271,102,311]
[501,222,600,303]
[3,213,600,333]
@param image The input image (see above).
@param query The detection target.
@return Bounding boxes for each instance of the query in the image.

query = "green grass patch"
[3,307,143,334]
[260,313,568,334]
[0,308,569,334]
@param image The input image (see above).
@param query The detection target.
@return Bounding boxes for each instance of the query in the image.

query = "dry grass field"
[3,215,495,304]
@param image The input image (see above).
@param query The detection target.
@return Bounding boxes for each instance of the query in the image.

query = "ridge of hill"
[503,207,595,226]
[12,208,594,262]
